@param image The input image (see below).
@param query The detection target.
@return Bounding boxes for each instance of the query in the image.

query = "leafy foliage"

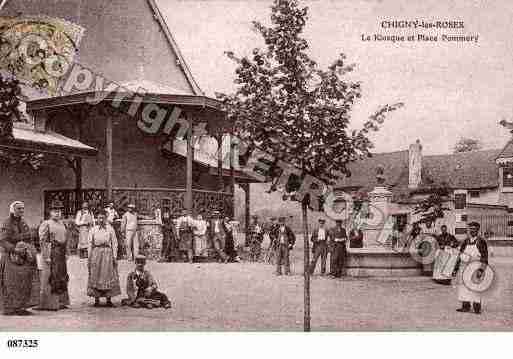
[412,188,451,228]
[453,137,482,153]
[0,72,45,170]
[0,73,24,137]
[217,0,403,207]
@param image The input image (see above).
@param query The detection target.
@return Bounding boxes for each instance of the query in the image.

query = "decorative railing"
[44,187,234,219]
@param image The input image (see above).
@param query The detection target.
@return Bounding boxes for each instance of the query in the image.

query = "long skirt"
[39,259,70,310]
[87,247,121,298]
[0,251,38,314]
[194,235,209,256]
[433,248,458,284]
[77,226,90,250]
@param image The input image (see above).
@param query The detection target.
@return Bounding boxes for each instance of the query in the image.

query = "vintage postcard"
[0,1,512,348]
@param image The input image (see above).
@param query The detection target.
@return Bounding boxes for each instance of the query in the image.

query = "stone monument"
[346,165,422,277]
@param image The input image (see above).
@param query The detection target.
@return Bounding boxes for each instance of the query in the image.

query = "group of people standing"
[0,200,172,316]
[308,219,349,278]
[247,215,364,277]
[160,209,239,264]
[0,200,71,315]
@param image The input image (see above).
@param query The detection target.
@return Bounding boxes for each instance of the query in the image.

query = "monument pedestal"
[348,185,422,277]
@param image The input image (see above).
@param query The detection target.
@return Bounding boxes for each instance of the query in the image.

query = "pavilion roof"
[0,122,98,157]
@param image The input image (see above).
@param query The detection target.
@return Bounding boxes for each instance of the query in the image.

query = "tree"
[453,137,482,153]
[217,0,403,331]
[0,73,23,138]
[412,188,451,228]
[0,72,45,169]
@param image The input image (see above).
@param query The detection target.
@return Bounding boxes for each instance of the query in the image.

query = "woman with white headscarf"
[0,201,38,316]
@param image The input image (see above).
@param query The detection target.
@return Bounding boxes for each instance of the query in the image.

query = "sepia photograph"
[0,0,512,348]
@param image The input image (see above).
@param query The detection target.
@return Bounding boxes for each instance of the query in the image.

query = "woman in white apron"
[433,225,459,285]
[454,222,489,314]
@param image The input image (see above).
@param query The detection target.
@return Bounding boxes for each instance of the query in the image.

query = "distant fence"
[468,213,513,237]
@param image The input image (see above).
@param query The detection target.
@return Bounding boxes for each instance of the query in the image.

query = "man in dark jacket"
[209,210,228,263]
[272,217,295,275]
[329,220,348,278]
[309,219,332,275]
[437,225,459,249]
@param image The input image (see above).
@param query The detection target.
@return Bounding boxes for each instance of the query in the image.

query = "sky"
[157,0,513,155]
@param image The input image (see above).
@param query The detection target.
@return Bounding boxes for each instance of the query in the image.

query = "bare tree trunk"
[302,201,311,332]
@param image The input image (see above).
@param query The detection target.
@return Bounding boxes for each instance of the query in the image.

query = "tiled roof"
[336,148,501,197]
[496,139,513,160]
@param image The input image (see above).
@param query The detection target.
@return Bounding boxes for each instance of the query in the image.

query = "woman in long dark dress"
[0,201,39,316]
[36,201,70,311]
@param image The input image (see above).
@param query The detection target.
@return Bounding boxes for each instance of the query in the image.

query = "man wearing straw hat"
[121,204,139,261]
[272,216,296,275]
[209,210,228,263]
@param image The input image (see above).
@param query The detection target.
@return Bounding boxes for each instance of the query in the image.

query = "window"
[504,166,513,187]
[469,190,480,198]
[454,193,466,209]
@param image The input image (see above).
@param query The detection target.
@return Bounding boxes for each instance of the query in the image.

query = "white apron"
[433,247,459,281]
[456,243,482,303]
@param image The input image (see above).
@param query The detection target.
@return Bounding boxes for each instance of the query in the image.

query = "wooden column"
[105,113,113,202]
[74,112,83,210]
[75,157,82,205]
[229,133,236,194]
[185,112,194,215]
[217,133,224,191]
[241,182,250,241]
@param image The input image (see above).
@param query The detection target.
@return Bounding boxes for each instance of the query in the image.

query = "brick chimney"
[408,139,422,189]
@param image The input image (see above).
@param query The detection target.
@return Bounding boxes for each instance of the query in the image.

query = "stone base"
[346,247,422,277]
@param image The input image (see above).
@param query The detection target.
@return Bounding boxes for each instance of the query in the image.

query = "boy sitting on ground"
[121,255,171,309]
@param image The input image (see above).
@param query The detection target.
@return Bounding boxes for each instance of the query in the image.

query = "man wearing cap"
[176,210,195,263]
[309,219,332,276]
[271,217,295,275]
[124,255,171,309]
[329,219,348,278]
[454,221,489,314]
[209,210,228,263]
[121,204,139,261]
[248,215,263,262]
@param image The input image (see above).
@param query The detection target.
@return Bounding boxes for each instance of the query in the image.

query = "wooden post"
[74,115,83,212]
[302,201,311,332]
[240,182,251,244]
[229,133,236,194]
[185,112,194,215]
[75,157,82,209]
[217,133,224,191]
[105,114,113,202]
